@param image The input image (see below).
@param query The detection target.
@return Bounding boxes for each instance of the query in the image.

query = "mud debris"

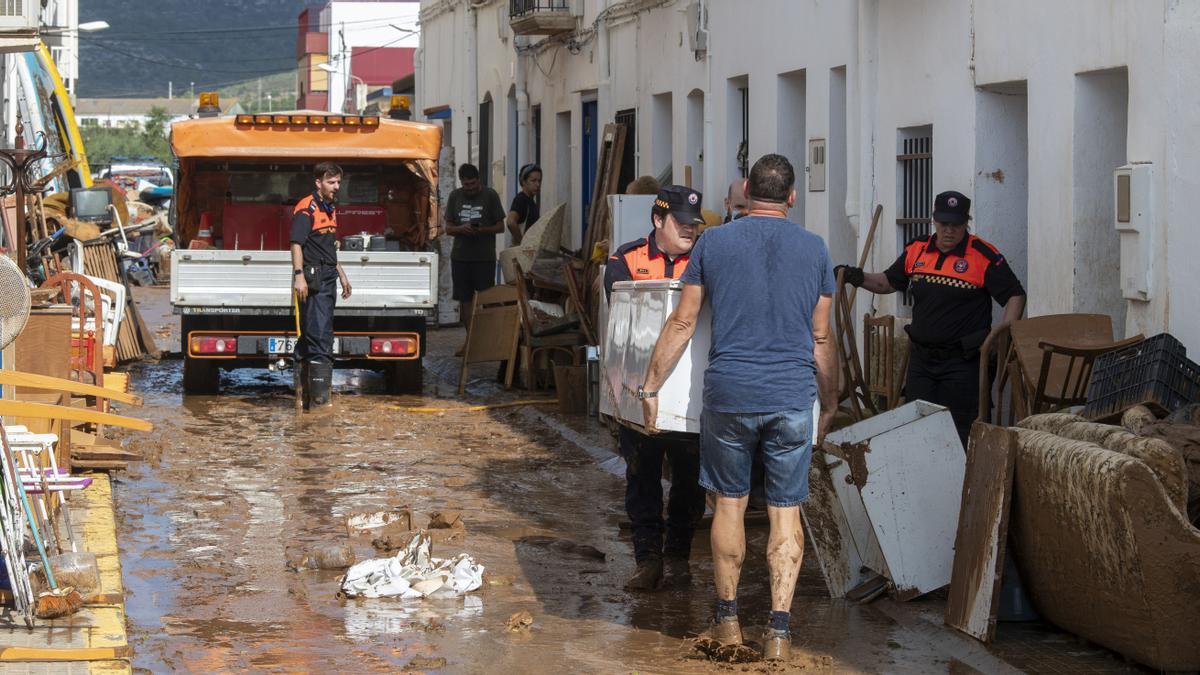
[504,610,534,632]
[516,535,606,560]
[689,636,761,664]
[403,655,448,671]
[346,509,413,535]
[285,543,356,571]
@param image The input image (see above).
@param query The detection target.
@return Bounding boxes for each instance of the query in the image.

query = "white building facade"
[320,1,421,113]
[417,0,1200,354]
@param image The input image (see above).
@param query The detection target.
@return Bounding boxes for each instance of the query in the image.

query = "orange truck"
[169,104,442,394]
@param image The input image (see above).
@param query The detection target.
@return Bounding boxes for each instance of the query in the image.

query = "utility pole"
[189,81,195,100]
[168,81,173,99]
[258,77,263,112]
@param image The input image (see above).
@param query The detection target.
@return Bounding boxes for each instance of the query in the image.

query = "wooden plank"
[0,401,152,432]
[0,371,142,406]
[945,422,1018,642]
[71,444,142,462]
[70,460,129,471]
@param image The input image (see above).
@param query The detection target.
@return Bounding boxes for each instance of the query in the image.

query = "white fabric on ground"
[339,532,484,599]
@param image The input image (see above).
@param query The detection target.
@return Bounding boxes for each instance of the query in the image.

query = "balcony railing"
[509,0,576,36]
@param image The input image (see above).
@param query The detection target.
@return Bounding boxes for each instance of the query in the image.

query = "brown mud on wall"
[1010,428,1200,671]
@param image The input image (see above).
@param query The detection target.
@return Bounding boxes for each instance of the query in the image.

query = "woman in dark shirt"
[506,163,541,245]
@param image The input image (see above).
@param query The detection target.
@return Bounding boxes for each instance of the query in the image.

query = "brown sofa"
[1010,415,1200,671]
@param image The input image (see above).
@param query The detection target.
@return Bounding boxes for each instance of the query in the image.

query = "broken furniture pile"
[0,252,152,626]
[14,181,163,366]
[810,303,1200,671]
[459,125,630,407]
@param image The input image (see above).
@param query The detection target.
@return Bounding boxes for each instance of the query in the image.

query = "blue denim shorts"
[699,408,814,507]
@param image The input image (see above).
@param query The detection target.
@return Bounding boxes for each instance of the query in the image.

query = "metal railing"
[510,0,571,18]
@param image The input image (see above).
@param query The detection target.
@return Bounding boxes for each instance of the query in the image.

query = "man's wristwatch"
[637,385,657,401]
[294,269,304,276]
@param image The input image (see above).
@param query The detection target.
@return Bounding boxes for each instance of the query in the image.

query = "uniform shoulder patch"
[615,238,649,256]
[969,237,1002,264]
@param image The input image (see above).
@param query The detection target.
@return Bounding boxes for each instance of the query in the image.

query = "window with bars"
[896,126,933,307]
[615,108,636,194]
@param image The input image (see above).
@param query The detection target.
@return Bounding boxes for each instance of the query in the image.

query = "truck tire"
[183,354,220,394]
[386,359,423,395]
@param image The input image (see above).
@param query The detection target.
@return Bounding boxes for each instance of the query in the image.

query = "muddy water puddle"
[110,354,1098,674]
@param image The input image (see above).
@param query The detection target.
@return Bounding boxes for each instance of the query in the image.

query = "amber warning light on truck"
[235,114,380,128]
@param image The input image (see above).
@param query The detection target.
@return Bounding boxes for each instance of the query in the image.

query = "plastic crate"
[1083,333,1200,421]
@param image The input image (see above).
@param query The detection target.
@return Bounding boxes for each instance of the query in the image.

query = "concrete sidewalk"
[0,474,131,674]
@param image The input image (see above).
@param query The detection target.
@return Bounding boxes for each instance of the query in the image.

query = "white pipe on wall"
[515,36,530,178]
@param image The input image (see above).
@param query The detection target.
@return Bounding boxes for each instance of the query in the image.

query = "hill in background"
[78,0,309,101]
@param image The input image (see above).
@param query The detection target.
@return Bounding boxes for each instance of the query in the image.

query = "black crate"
[1083,333,1200,421]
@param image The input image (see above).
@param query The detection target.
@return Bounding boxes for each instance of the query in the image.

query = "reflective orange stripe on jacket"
[294,194,337,235]
[902,234,999,289]
[613,236,689,281]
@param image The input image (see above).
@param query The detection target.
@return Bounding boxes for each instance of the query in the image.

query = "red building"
[295,1,417,113]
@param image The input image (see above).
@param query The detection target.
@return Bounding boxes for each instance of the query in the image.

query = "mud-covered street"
[93,288,1144,673]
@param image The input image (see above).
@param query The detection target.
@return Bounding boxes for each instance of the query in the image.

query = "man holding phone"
[444,163,506,332]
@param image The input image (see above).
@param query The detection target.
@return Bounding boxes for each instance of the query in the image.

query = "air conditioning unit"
[0,0,38,32]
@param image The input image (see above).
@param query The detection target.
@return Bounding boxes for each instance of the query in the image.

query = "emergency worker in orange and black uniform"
[837,191,1026,445]
[604,185,707,591]
[291,161,352,407]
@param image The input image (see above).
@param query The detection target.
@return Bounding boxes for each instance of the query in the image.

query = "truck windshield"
[226,169,380,205]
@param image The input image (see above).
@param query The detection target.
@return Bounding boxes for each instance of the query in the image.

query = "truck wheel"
[183,355,220,394]
[386,359,423,395]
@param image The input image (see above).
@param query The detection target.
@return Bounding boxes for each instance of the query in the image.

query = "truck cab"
[169,108,442,394]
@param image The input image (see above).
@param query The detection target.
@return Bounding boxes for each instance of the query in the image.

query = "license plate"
[267,337,340,354]
[268,337,296,354]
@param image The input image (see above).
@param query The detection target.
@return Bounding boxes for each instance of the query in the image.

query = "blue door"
[581,100,598,241]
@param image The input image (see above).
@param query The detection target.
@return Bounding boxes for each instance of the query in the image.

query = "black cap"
[653,185,705,225]
[933,190,971,225]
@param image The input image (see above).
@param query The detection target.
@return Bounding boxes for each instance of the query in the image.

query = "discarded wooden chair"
[834,270,875,420]
[863,314,906,411]
[458,285,521,396]
[562,262,597,345]
[513,262,583,390]
[978,314,1144,425]
[40,272,106,391]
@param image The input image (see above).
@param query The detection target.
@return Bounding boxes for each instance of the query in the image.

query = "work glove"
[833,265,865,288]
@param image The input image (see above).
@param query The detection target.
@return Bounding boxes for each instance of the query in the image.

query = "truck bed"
[170,249,437,313]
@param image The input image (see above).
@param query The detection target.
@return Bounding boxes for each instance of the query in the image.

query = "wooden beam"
[0,401,152,432]
[0,370,142,406]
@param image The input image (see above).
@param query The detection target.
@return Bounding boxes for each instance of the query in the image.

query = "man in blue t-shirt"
[639,154,837,662]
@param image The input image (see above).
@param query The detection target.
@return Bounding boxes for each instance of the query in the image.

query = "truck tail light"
[191,335,238,355]
[371,337,416,356]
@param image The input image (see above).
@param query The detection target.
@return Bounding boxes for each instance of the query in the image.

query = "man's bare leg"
[763,504,804,660]
[766,505,804,610]
[710,494,749,644]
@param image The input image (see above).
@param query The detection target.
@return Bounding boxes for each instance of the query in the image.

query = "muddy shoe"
[710,615,743,646]
[662,557,692,587]
[624,558,663,591]
[761,628,790,661]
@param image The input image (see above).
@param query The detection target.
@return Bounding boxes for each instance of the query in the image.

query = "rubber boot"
[295,360,307,409]
[307,360,333,407]
[662,556,692,588]
[624,557,663,591]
